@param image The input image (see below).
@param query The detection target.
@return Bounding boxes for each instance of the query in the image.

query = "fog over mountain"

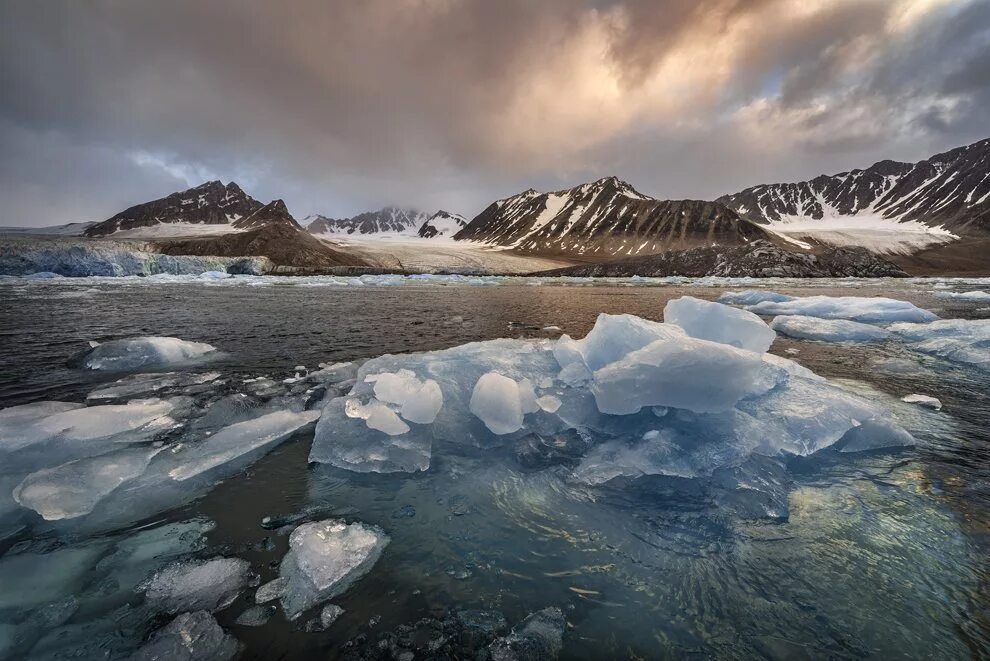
[1,0,988,227]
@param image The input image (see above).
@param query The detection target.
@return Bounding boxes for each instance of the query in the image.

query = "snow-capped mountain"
[417,210,467,238]
[85,181,264,237]
[454,176,769,257]
[305,207,429,236]
[718,138,990,236]
[230,199,303,231]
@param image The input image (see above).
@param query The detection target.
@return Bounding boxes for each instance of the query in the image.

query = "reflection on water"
[0,279,988,658]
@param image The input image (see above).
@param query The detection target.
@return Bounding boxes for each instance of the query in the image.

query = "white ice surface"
[73,336,219,372]
[770,315,891,343]
[664,296,776,352]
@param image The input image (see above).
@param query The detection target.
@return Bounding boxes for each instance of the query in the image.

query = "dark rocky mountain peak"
[232,199,302,231]
[84,181,264,237]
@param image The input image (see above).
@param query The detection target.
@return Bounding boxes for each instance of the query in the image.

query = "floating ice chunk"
[13,446,162,520]
[366,369,443,424]
[0,401,83,433]
[717,290,795,306]
[470,372,525,435]
[142,557,251,614]
[838,418,915,453]
[536,395,561,413]
[664,296,775,353]
[934,290,990,301]
[165,410,320,481]
[489,607,565,661]
[889,319,990,370]
[131,611,239,661]
[901,393,942,410]
[0,398,178,456]
[344,397,410,436]
[320,603,344,628]
[591,336,771,414]
[279,519,389,619]
[770,315,891,343]
[68,336,219,372]
[254,577,288,604]
[86,371,220,402]
[576,314,684,371]
[235,604,275,627]
[742,296,937,324]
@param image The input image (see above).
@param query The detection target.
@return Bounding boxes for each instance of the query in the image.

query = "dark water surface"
[1,279,988,659]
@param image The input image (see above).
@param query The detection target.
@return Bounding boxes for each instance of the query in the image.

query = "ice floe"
[770,315,891,343]
[279,519,389,619]
[69,336,220,371]
[901,393,942,410]
[726,293,938,323]
[132,611,239,661]
[889,319,990,371]
[934,290,990,301]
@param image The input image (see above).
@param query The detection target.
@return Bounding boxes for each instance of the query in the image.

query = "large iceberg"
[68,336,220,371]
[279,519,389,619]
[770,316,891,343]
[311,306,912,478]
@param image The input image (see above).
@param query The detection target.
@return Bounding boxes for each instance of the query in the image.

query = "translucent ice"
[69,336,219,372]
[344,397,410,436]
[591,336,771,414]
[889,319,990,371]
[13,446,163,520]
[664,296,776,352]
[769,315,891,343]
[717,290,795,306]
[740,295,938,324]
[279,519,389,619]
[142,557,251,614]
[901,393,942,410]
[131,611,239,661]
[470,372,526,435]
[838,418,916,453]
[489,607,565,661]
[366,369,443,424]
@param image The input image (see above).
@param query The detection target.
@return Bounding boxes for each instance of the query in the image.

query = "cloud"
[0,0,986,225]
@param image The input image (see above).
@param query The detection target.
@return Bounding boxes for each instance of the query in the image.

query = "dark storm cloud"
[0,0,986,226]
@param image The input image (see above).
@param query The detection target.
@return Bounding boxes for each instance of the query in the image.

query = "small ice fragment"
[838,418,915,453]
[255,577,289,604]
[320,603,344,628]
[344,398,410,436]
[235,604,275,627]
[717,290,795,306]
[901,394,942,410]
[131,611,239,661]
[536,395,561,413]
[142,558,252,614]
[279,519,389,619]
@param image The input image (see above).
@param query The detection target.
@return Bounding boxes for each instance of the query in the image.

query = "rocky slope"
[454,176,770,257]
[85,181,264,237]
[306,207,428,235]
[718,138,990,235]
[533,240,908,278]
[417,210,467,238]
[153,200,367,271]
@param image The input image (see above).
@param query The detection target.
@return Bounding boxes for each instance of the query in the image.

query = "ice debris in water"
[717,290,796,306]
[86,371,221,402]
[889,319,990,371]
[489,607,565,661]
[141,557,251,614]
[279,519,389,620]
[344,397,410,436]
[934,290,990,301]
[770,315,891,343]
[311,304,912,483]
[13,446,163,520]
[320,603,344,628]
[730,294,938,324]
[901,393,942,410]
[254,577,289,604]
[131,611,239,661]
[68,336,219,372]
[664,296,776,352]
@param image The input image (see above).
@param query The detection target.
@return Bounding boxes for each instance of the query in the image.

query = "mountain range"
[19,136,988,275]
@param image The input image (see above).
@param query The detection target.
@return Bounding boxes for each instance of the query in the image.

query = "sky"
[1,0,988,227]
